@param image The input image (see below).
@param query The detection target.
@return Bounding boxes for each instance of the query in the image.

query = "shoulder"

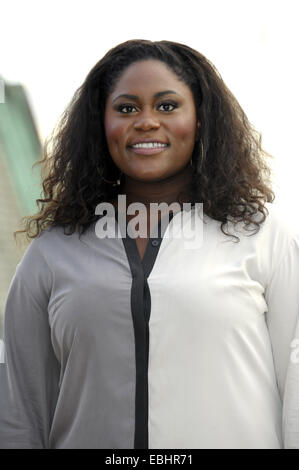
[263,202,298,232]
[221,202,299,245]
[203,201,298,246]
[252,203,299,280]
[16,224,94,279]
[12,223,98,298]
[19,225,69,266]
[26,223,95,254]
[207,202,299,279]
[259,202,299,248]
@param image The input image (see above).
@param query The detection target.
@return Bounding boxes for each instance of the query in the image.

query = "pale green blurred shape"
[0,76,42,337]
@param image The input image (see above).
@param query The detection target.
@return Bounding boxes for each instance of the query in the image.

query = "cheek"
[104,115,126,149]
[105,124,122,146]
[170,116,196,143]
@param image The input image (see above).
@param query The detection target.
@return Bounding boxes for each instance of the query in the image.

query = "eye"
[115,101,178,114]
[158,101,178,112]
[116,104,137,114]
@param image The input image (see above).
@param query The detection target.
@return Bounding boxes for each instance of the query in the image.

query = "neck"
[121,164,193,209]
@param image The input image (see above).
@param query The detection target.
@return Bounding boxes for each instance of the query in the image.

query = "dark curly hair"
[14,39,275,244]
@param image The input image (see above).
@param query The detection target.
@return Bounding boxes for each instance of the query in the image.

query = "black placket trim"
[115,208,175,449]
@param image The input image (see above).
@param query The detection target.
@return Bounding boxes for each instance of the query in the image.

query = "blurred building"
[0,76,42,336]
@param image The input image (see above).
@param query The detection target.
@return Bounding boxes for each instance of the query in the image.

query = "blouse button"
[151,239,160,247]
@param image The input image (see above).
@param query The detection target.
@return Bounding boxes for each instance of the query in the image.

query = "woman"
[1,39,299,449]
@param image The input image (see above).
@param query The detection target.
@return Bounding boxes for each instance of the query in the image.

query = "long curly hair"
[14,39,275,243]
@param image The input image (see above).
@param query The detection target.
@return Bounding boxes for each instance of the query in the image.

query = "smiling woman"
[13,39,275,242]
[102,58,200,260]
[104,60,199,187]
[1,40,299,450]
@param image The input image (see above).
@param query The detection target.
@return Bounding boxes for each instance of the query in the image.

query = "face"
[104,59,200,183]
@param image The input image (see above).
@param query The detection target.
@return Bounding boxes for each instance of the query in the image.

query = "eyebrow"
[111,90,181,104]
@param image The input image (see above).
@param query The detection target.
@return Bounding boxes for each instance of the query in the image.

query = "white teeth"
[131,142,168,149]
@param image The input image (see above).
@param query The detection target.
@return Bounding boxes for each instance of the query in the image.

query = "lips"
[130,143,168,150]
[128,142,169,155]
[128,138,169,147]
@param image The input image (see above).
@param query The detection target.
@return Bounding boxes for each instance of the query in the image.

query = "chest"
[125,211,157,262]
[135,236,149,262]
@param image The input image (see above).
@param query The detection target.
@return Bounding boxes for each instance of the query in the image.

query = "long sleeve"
[0,238,60,449]
[264,233,299,449]
[2,206,298,449]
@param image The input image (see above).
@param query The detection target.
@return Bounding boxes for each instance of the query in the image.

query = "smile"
[130,142,168,149]
[128,143,169,155]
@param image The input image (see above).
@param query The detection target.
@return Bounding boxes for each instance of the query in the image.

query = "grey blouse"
[0,202,299,449]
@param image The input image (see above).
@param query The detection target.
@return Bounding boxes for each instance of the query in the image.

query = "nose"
[133,109,160,131]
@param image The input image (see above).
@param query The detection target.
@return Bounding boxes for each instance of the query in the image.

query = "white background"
[1,0,298,228]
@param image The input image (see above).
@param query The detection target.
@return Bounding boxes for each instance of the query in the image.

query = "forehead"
[109,59,191,96]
